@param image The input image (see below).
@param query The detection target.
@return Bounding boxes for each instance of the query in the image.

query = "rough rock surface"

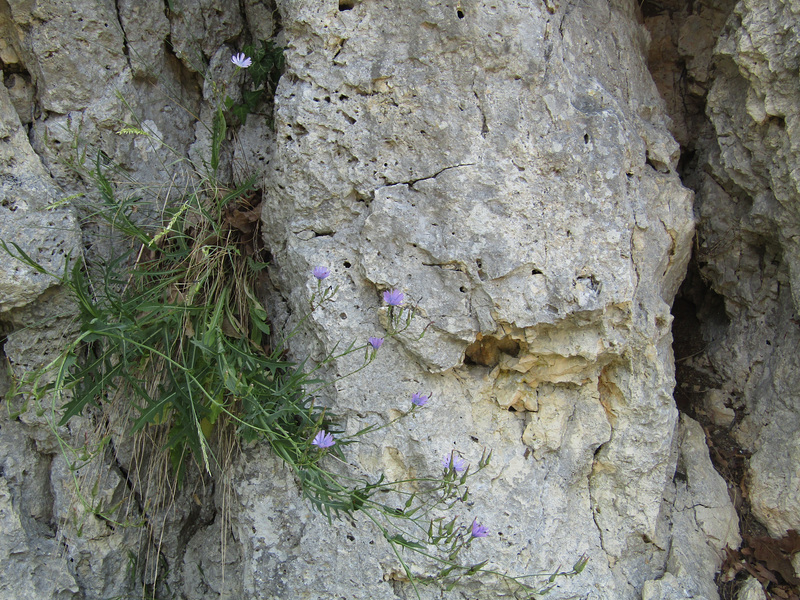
[701,0,800,540]
[648,0,800,546]
[257,0,695,598]
[1,0,797,599]
[645,0,800,592]
[643,416,740,600]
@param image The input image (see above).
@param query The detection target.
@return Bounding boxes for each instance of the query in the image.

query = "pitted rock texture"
[0,1,271,598]
[0,73,80,313]
[257,1,698,598]
[5,0,798,598]
[644,0,800,588]
[689,0,800,541]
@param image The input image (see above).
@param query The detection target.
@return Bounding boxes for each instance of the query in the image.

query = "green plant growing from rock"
[2,52,587,599]
[226,41,285,126]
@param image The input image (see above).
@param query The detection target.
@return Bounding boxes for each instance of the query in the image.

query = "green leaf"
[242,88,263,110]
[465,560,487,576]
[210,107,226,176]
[231,103,249,125]
[573,554,589,574]
[0,240,52,275]
[132,393,176,431]
[385,534,426,551]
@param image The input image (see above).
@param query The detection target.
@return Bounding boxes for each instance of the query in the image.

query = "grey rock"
[4,0,127,113]
[168,0,244,68]
[0,72,80,313]
[704,389,736,428]
[737,577,767,600]
[701,0,800,538]
[5,0,795,599]
[0,479,80,600]
[3,72,35,124]
[117,0,170,78]
[643,415,740,600]
[256,0,693,598]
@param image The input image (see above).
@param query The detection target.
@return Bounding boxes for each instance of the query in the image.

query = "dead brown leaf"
[746,533,800,587]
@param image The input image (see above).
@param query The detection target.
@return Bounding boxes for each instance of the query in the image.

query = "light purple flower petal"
[383,289,404,306]
[442,452,467,472]
[368,337,384,350]
[231,53,252,68]
[471,519,488,538]
[312,430,335,449]
[313,266,330,280]
[411,392,428,407]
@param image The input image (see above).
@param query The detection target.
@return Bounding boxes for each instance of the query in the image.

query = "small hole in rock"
[464,334,521,367]
[456,9,465,18]
[339,0,355,9]
[343,261,351,268]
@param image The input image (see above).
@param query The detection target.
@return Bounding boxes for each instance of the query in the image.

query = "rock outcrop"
[255,1,698,598]
[0,0,796,598]
[702,0,800,541]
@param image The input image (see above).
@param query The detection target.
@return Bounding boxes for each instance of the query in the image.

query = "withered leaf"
[747,533,800,587]
[225,202,262,233]
[742,560,779,586]
[777,530,800,555]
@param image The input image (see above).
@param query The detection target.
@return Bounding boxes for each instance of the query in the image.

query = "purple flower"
[411,392,428,407]
[313,266,330,280]
[383,289,404,306]
[231,53,252,68]
[471,519,488,538]
[312,430,335,449]
[368,337,384,350]
[442,453,467,472]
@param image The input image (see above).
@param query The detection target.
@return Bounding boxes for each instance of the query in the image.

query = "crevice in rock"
[671,260,729,416]
[0,320,11,397]
[641,0,800,596]
[113,0,131,68]
[640,0,773,596]
[463,333,521,367]
[382,163,477,189]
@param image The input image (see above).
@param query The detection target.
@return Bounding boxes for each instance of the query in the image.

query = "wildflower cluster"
[296,268,588,597]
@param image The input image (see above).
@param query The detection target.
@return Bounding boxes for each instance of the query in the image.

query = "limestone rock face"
[0,74,80,313]
[8,0,800,598]
[643,416,741,600]
[255,0,695,598]
[700,0,800,539]
[0,61,82,600]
